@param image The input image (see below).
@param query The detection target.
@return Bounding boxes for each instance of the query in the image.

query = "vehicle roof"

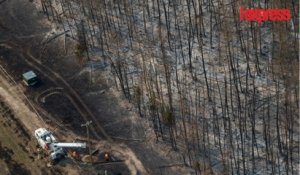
[22,70,37,81]
[35,128,51,137]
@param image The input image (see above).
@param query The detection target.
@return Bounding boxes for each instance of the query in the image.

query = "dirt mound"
[81,155,98,163]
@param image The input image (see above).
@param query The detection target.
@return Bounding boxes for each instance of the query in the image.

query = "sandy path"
[0,66,148,174]
[0,50,148,174]
[0,73,44,132]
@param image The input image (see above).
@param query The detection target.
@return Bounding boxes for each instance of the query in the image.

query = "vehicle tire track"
[1,41,112,142]
[1,39,148,175]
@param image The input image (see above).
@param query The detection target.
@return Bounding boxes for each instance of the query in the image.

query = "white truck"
[34,128,86,162]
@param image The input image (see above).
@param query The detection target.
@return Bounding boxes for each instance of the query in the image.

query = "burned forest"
[0,0,299,174]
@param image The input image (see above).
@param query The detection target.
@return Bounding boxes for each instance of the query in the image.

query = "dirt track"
[0,60,147,174]
[1,40,111,141]
[0,67,65,175]
[0,40,146,175]
[0,27,147,175]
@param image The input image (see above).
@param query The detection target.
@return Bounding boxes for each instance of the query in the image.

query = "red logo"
[240,7,291,23]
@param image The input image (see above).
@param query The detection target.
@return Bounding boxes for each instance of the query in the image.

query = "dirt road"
[0,67,66,174]
[0,49,146,174]
[0,62,47,129]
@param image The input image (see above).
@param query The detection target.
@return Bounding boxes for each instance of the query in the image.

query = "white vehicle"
[34,128,86,162]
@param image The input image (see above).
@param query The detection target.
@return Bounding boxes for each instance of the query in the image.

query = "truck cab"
[34,128,57,150]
